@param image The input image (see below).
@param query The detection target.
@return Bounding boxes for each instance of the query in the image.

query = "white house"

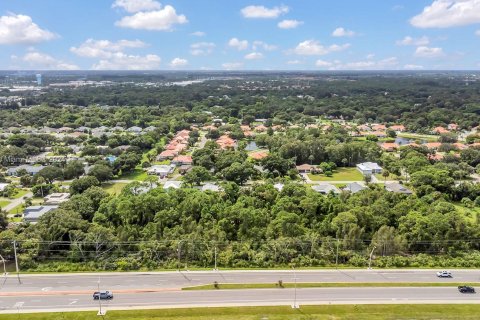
[311,183,340,195]
[163,181,182,189]
[147,165,175,178]
[356,162,382,176]
[44,193,70,205]
[24,205,58,223]
[0,183,9,192]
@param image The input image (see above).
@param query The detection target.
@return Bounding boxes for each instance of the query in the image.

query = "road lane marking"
[13,302,24,308]
[69,300,78,305]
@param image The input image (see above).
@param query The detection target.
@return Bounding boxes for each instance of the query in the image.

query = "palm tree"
[36,176,45,197]
[382,170,390,183]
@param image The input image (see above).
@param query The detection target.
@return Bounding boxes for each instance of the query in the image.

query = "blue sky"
[0,0,479,70]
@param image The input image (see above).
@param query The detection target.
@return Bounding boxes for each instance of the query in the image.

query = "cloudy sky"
[0,0,480,70]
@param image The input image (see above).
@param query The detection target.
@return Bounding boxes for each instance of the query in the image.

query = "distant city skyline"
[0,0,479,70]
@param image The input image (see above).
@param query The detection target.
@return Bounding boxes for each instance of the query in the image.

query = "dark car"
[93,290,113,300]
[458,286,475,293]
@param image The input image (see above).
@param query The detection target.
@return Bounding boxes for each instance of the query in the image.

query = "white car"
[436,271,452,278]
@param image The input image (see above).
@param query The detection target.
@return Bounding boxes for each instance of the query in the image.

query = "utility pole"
[335,238,340,269]
[214,246,218,271]
[368,246,377,270]
[177,241,182,271]
[291,266,299,309]
[13,240,21,284]
[97,277,106,317]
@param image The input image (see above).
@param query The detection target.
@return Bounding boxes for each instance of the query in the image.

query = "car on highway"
[436,271,452,278]
[93,290,113,300]
[458,286,475,293]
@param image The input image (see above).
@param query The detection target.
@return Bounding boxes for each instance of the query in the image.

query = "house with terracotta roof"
[381,142,399,152]
[249,151,269,160]
[372,124,387,131]
[389,125,406,132]
[432,127,450,135]
[357,124,371,132]
[254,124,268,132]
[370,131,387,138]
[172,155,193,166]
[216,135,236,149]
[453,143,468,150]
[157,150,178,160]
[428,153,444,161]
[425,142,442,150]
[296,164,317,173]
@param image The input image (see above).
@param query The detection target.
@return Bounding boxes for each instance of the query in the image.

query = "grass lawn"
[0,200,10,208]
[11,189,29,199]
[398,132,438,142]
[374,172,402,181]
[308,167,364,181]
[119,169,148,181]
[102,182,128,195]
[8,204,23,215]
[3,305,480,320]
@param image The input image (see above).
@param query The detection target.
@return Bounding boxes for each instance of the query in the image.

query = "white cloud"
[252,41,277,51]
[411,0,480,28]
[19,51,79,70]
[315,60,333,67]
[244,52,263,60]
[396,36,430,46]
[112,0,161,13]
[332,27,356,37]
[476,29,480,36]
[414,46,444,57]
[191,31,205,36]
[404,64,424,69]
[70,39,146,58]
[277,19,303,29]
[115,5,187,30]
[222,62,243,70]
[293,40,350,55]
[228,38,249,51]
[287,60,302,65]
[366,53,375,59]
[316,57,399,70]
[169,57,188,68]
[92,52,161,70]
[241,5,289,18]
[0,14,57,45]
[190,42,215,56]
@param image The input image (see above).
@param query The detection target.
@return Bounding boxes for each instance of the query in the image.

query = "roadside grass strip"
[3,305,480,319]
[183,282,480,290]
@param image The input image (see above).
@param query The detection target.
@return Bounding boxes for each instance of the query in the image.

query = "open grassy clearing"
[0,200,10,208]
[3,305,480,320]
[183,282,480,290]
[397,132,438,142]
[308,167,364,181]
[102,182,128,195]
[119,169,148,181]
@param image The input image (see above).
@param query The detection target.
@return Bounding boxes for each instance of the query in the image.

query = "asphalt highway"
[2,269,480,293]
[1,287,480,313]
[1,269,480,313]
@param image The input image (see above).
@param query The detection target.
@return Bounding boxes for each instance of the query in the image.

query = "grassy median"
[4,305,480,319]
[183,282,480,290]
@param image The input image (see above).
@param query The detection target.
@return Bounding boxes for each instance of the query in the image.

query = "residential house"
[425,142,442,150]
[342,182,367,194]
[356,162,382,176]
[157,150,178,160]
[7,165,45,176]
[163,181,182,189]
[296,164,317,174]
[311,183,340,195]
[273,183,284,192]
[201,183,221,192]
[389,125,406,132]
[127,126,143,134]
[24,205,59,223]
[171,155,193,166]
[372,124,387,131]
[381,142,399,152]
[0,183,9,192]
[44,193,70,205]
[249,151,269,161]
[385,182,413,194]
[447,123,459,131]
[147,165,175,178]
[432,126,450,135]
[178,165,192,175]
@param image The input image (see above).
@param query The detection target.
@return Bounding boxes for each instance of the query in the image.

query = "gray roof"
[7,165,45,175]
[342,182,366,194]
[312,183,340,194]
[385,182,413,194]
[163,181,182,189]
[24,205,58,222]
